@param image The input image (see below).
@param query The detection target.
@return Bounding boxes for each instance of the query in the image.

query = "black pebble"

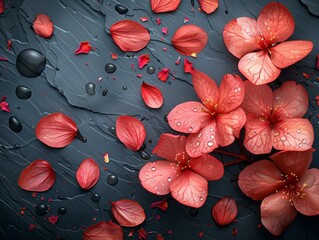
[85,83,96,95]
[35,204,48,216]
[16,86,32,99]
[147,66,155,74]
[9,116,22,132]
[16,49,46,78]
[105,63,116,74]
[107,174,118,186]
[189,208,198,217]
[108,126,116,135]
[138,150,151,160]
[115,5,128,15]
[58,207,67,215]
[122,85,127,90]
[102,89,108,96]
[91,193,101,202]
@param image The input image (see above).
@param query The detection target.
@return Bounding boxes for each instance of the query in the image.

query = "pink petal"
[293,169,319,216]
[183,58,194,75]
[162,27,168,35]
[223,17,260,59]
[186,120,219,158]
[152,133,189,164]
[212,197,238,226]
[139,161,182,195]
[217,74,245,113]
[157,68,170,82]
[170,170,208,208]
[190,154,224,180]
[74,41,92,55]
[257,2,294,44]
[167,101,212,133]
[192,70,219,112]
[138,54,150,69]
[0,101,11,112]
[272,119,314,152]
[270,148,315,178]
[272,81,308,120]
[238,160,284,201]
[243,114,272,154]
[141,82,164,109]
[238,51,281,85]
[270,41,313,68]
[198,0,219,14]
[241,80,273,116]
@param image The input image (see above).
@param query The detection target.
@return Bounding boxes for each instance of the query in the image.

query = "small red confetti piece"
[157,68,170,82]
[175,57,181,65]
[138,228,147,240]
[156,234,164,240]
[140,17,149,22]
[48,215,59,225]
[184,17,190,23]
[20,207,26,215]
[316,96,319,106]
[128,230,134,237]
[32,192,37,197]
[184,58,194,74]
[111,53,118,60]
[138,54,150,69]
[0,96,10,113]
[74,41,92,55]
[156,214,161,220]
[156,18,161,25]
[198,232,204,238]
[163,48,167,52]
[162,27,168,35]
[302,72,311,79]
[7,40,12,50]
[137,74,143,78]
[232,228,238,237]
[0,57,8,61]
[151,199,168,211]
[29,224,37,231]
[131,64,135,70]
[257,223,263,229]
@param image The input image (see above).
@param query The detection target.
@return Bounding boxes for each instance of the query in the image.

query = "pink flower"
[139,134,224,208]
[223,2,313,85]
[168,70,246,157]
[241,81,314,154]
[238,148,319,236]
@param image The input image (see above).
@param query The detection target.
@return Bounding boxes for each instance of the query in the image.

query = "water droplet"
[105,63,116,73]
[273,132,279,136]
[147,66,155,74]
[188,127,193,132]
[302,139,306,143]
[58,207,67,215]
[189,208,198,217]
[298,143,303,147]
[275,96,279,100]
[297,129,301,133]
[167,177,172,182]
[176,122,181,126]
[9,116,22,132]
[16,49,46,78]
[122,85,127,90]
[138,150,151,160]
[102,89,108,96]
[196,141,200,147]
[199,197,204,201]
[85,83,96,95]
[253,131,257,135]
[281,136,287,141]
[151,166,156,171]
[107,174,118,186]
[146,175,149,178]
[91,193,101,202]
[16,86,32,99]
[202,191,206,194]
[151,179,155,183]
[35,204,48,216]
[211,135,215,140]
[193,108,197,112]
[108,126,116,135]
[207,141,213,147]
[115,4,128,14]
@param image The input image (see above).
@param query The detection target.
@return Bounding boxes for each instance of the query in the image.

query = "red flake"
[7,40,12,50]
[302,72,311,79]
[48,198,53,203]
[175,57,181,65]
[111,53,118,60]
[140,17,149,22]
[40,197,45,201]
[316,96,319,106]
[112,76,116,80]
[257,223,263,229]
[0,0,4,14]
[156,214,161,220]
[163,48,167,52]
[151,199,168,211]
[198,232,204,238]
[138,228,147,240]
[0,96,11,113]
[156,18,161,25]
[232,228,238,237]
[74,41,92,55]
[20,207,26,215]
[48,215,59,225]
[317,113,319,119]
[167,229,173,234]
[316,54,319,69]
[156,234,164,240]
[161,37,165,41]
[137,74,143,78]
[104,167,108,171]
[32,192,37,197]
[184,58,194,74]
[157,68,170,82]
[92,217,96,221]
[0,57,8,61]
[184,17,190,23]
[138,54,150,69]
[162,27,168,35]
[29,224,37,231]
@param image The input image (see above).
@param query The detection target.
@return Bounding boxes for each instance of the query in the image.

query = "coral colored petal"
[272,81,309,120]
[216,107,246,146]
[272,119,314,152]
[293,169,319,216]
[0,101,10,112]
[83,221,123,240]
[212,197,238,226]
[157,68,170,82]
[76,158,100,190]
[110,20,150,52]
[192,70,219,111]
[223,17,260,58]
[33,14,54,38]
[150,0,181,13]
[261,192,298,236]
[170,170,208,208]
[152,134,189,164]
[184,58,194,75]
[243,114,272,154]
[18,160,55,192]
[111,199,146,227]
[172,25,208,56]
[241,80,273,116]
[186,120,219,158]
[190,154,224,180]
[139,161,182,195]
[270,41,313,68]
[198,0,218,14]
[74,41,92,54]
[238,160,284,201]
[217,74,245,113]
[116,116,146,151]
[270,149,315,177]
[239,51,281,85]
[167,101,212,133]
[257,2,294,44]
[141,82,164,109]
[138,54,150,69]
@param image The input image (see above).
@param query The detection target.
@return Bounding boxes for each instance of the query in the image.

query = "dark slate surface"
[0,0,319,239]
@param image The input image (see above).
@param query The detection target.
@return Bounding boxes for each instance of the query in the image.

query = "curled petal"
[272,119,314,152]
[170,170,208,208]
[167,101,212,133]
[190,154,224,180]
[238,160,283,201]
[138,54,150,69]
[239,51,281,85]
[261,192,298,236]
[217,74,245,113]
[110,20,150,52]
[184,58,194,75]
[243,114,272,154]
[293,169,319,216]
[212,197,238,226]
[141,82,164,109]
[270,41,313,68]
[157,68,170,82]
[33,14,54,38]
[75,41,92,55]
[151,199,168,211]
[76,158,100,190]
[150,0,181,13]
[272,81,308,120]
[172,25,208,56]
[152,134,189,164]
[192,70,219,111]
[139,161,182,195]
[257,2,294,44]
[198,0,219,14]
[83,221,123,240]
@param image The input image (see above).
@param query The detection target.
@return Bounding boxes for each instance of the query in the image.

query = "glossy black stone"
[122,85,127,90]
[85,83,96,95]
[35,204,48,216]
[147,66,155,74]
[58,207,67,215]
[138,150,151,160]
[115,5,128,14]
[108,126,116,135]
[9,116,22,132]
[91,193,101,202]
[105,63,116,73]
[16,49,46,78]
[102,89,108,96]
[107,174,118,186]
[15,86,32,99]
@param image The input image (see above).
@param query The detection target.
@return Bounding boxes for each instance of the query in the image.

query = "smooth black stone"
[189,208,198,217]
[138,150,151,160]
[105,63,116,74]
[107,174,118,186]
[102,89,108,96]
[9,116,22,132]
[108,126,116,135]
[15,86,32,99]
[35,204,48,216]
[58,207,67,215]
[91,193,101,202]
[85,83,96,95]
[16,49,46,78]
[122,85,127,90]
[146,66,155,74]
[115,5,128,14]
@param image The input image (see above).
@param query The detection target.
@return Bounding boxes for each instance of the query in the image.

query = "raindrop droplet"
[105,63,116,73]
[122,85,127,90]
[138,150,151,160]
[211,135,215,140]
[85,83,96,95]
[147,66,155,74]
[253,131,257,135]
[58,207,67,215]
[91,193,101,202]
[297,129,301,133]
[188,127,193,132]
[207,141,213,147]
[151,166,156,171]
[35,204,48,216]
[281,136,287,141]
[196,141,200,147]
[151,179,155,183]
[108,126,116,135]
[193,107,197,112]
[302,139,306,143]
[102,89,108,96]
[167,177,172,182]
[115,4,128,15]
[176,122,181,126]
[16,86,32,99]
[9,116,22,132]
[16,49,46,78]
[146,175,149,178]
[107,174,118,186]
[199,196,204,201]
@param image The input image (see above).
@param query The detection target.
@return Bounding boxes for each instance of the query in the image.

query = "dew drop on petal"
[302,139,307,143]
[193,108,197,112]
[207,141,213,147]
[297,129,301,133]
[199,197,204,201]
[196,141,200,147]
[202,190,206,194]
[253,131,257,136]
[189,127,193,132]
[146,175,149,178]
[152,179,155,183]
[168,177,172,182]
[273,132,279,137]
[176,122,181,126]
[151,166,156,171]
[280,136,287,141]
[298,143,303,147]
[211,135,215,140]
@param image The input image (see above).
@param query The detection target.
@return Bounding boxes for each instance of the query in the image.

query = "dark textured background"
[0,0,319,239]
